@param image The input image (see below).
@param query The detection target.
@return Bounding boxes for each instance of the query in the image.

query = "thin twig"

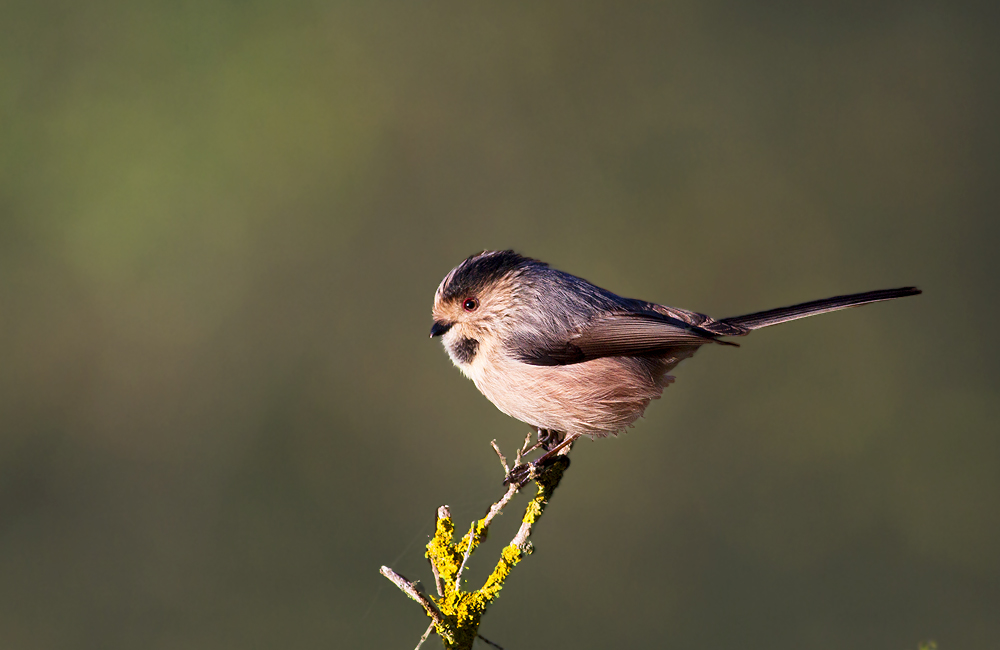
[490,439,509,474]
[454,521,476,591]
[379,566,453,642]
[414,623,435,650]
[514,431,538,466]
[481,482,518,529]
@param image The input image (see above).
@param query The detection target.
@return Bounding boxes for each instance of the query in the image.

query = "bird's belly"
[468,355,677,438]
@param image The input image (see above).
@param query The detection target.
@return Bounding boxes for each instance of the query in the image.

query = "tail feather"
[717,287,922,334]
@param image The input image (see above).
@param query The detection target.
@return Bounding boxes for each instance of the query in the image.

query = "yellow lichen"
[425,511,462,588]
[406,456,570,649]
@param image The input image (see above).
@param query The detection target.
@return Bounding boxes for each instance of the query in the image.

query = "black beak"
[429,321,453,338]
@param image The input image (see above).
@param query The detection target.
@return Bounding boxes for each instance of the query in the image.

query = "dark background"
[2,2,997,648]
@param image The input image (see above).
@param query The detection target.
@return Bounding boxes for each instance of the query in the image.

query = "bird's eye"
[463,298,479,312]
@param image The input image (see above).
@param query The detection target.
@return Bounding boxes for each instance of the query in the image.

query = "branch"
[381,440,572,649]
[379,566,455,645]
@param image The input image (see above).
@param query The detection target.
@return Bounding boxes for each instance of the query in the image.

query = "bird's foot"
[504,432,579,486]
[503,454,568,487]
[536,428,565,452]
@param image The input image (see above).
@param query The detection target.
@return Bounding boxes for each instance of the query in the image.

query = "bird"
[430,250,920,484]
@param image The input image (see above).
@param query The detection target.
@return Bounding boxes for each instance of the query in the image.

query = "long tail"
[717,287,921,334]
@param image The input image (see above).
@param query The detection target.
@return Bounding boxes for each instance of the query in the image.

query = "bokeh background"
[2,2,998,648]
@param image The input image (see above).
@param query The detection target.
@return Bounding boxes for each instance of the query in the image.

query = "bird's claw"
[503,461,537,487]
[503,454,569,487]
[536,428,565,452]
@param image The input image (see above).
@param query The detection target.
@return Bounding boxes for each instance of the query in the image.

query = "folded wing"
[513,310,730,366]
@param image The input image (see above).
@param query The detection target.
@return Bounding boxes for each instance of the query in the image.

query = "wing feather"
[513,310,732,366]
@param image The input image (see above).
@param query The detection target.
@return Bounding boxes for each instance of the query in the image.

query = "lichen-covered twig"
[381,440,571,650]
[378,566,455,645]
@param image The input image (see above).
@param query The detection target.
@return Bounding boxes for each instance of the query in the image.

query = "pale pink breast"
[471,352,691,437]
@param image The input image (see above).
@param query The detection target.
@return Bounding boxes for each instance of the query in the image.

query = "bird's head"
[430,250,540,367]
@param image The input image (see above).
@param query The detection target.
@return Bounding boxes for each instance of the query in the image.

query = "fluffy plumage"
[431,250,920,439]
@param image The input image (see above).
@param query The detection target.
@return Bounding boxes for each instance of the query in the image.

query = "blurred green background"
[2,1,997,648]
